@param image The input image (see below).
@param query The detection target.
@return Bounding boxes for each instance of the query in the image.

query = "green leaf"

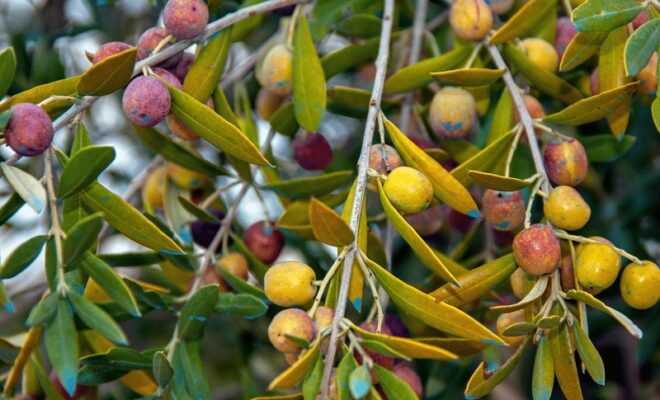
[543,82,639,125]
[377,180,457,283]
[549,323,583,400]
[501,322,537,337]
[573,0,644,32]
[215,292,268,319]
[30,356,67,400]
[532,336,554,400]
[163,179,194,244]
[77,48,136,96]
[579,133,636,162]
[262,170,352,199]
[0,76,80,115]
[430,253,517,307]
[81,182,183,253]
[132,125,227,176]
[45,298,79,397]
[337,351,358,400]
[488,90,515,144]
[177,285,219,341]
[0,192,25,226]
[352,324,457,360]
[269,338,321,390]
[183,29,231,102]
[177,196,219,223]
[168,86,268,165]
[153,351,173,387]
[270,102,299,136]
[653,96,660,132]
[171,340,210,399]
[57,146,116,199]
[360,339,411,360]
[62,213,103,268]
[26,292,59,326]
[0,163,46,213]
[366,257,506,344]
[573,324,605,385]
[624,19,660,76]
[349,365,372,399]
[336,14,382,38]
[451,129,517,186]
[565,289,642,338]
[0,235,47,279]
[464,335,532,399]
[293,15,327,131]
[79,252,141,317]
[384,47,471,93]
[503,44,583,104]
[384,117,479,217]
[68,291,127,345]
[321,35,385,79]
[431,68,505,86]
[0,47,17,98]
[488,0,558,44]
[373,364,418,400]
[327,86,396,118]
[468,171,534,191]
[599,26,632,137]
[560,32,609,71]
[308,197,354,246]
[302,352,323,400]
[81,347,152,370]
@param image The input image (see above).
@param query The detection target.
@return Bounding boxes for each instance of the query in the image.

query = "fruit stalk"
[319,0,395,396]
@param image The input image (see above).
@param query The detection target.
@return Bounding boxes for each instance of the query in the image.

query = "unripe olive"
[392,362,423,399]
[243,221,285,264]
[575,237,621,294]
[510,267,535,299]
[543,186,591,231]
[383,167,434,214]
[543,139,588,186]
[257,44,293,96]
[496,309,527,347]
[314,306,335,354]
[142,166,167,210]
[292,132,333,171]
[136,27,182,69]
[482,190,526,231]
[163,0,209,40]
[404,204,444,236]
[122,76,171,127]
[4,103,54,156]
[264,261,316,307]
[555,17,577,59]
[620,260,660,309]
[218,252,249,280]
[512,224,561,276]
[92,41,132,64]
[428,87,476,139]
[256,88,286,120]
[368,144,402,191]
[166,161,207,190]
[449,0,493,41]
[268,308,316,353]
[521,38,559,72]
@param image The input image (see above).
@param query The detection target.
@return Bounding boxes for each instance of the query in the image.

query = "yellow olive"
[383,166,434,214]
[264,261,316,307]
[543,186,591,231]
[575,237,621,294]
[620,260,660,309]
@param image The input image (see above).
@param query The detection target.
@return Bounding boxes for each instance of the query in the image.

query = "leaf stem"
[44,148,67,295]
[319,0,395,396]
[308,249,347,317]
[504,124,523,177]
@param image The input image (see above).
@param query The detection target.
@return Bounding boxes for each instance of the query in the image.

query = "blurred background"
[0,0,658,399]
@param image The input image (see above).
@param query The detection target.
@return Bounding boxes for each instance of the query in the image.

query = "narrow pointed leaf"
[366,257,506,344]
[565,289,642,338]
[349,365,372,399]
[451,129,517,186]
[309,197,353,246]
[384,47,471,93]
[0,235,47,279]
[269,338,321,390]
[0,192,24,226]
[572,0,644,32]
[262,170,352,199]
[183,29,231,102]
[177,285,219,341]
[68,291,127,345]
[549,323,583,400]
[26,292,59,326]
[373,365,418,400]
[377,180,457,283]
[0,163,46,213]
[384,117,478,217]
[488,90,514,144]
[491,275,549,313]
[501,322,537,337]
[532,336,554,400]
[58,146,116,198]
[579,134,636,162]
[352,324,457,360]
[168,86,268,165]
[431,68,505,86]
[488,0,558,44]
[77,48,136,95]
[573,323,605,385]
[430,253,517,307]
[340,179,366,311]
[337,351,358,400]
[0,76,80,114]
[45,299,79,397]
[215,292,268,319]
[302,351,323,400]
[468,171,533,191]
[62,213,103,268]
[624,19,660,76]
[560,31,608,71]
[599,27,632,137]
[0,47,17,98]
[30,356,67,400]
[293,15,326,131]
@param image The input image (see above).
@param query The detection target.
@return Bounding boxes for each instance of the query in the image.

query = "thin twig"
[43,148,67,294]
[399,0,428,131]
[319,0,395,397]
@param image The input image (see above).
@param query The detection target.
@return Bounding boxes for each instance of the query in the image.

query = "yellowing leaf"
[268,338,321,390]
[451,129,517,186]
[377,180,457,283]
[532,336,554,400]
[487,90,514,144]
[543,82,639,125]
[309,197,354,246]
[77,48,136,96]
[549,323,583,400]
[503,44,583,104]
[415,338,487,356]
[488,0,558,44]
[262,170,353,199]
[384,117,479,217]
[565,290,642,338]
[168,86,268,165]
[384,47,471,94]
[352,324,457,360]
[430,253,516,307]
[468,171,533,191]
[490,275,549,313]
[560,31,608,71]
[431,68,505,86]
[340,179,367,311]
[0,76,80,114]
[365,257,506,345]
[293,15,326,131]
[183,29,231,102]
[573,324,605,385]
[599,27,632,137]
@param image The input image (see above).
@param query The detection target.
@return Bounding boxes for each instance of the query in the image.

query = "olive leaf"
[336,14,382,38]
[532,336,554,400]
[268,338,321,390]
[450,129,517,187]
[352,324,457,360]
[560,31,609,71]
[177,285,220,341]
[431,68,505,86]
[322,35,384,79]
[0,47,17,99]
[58,146,116,199]
[183,28,231,102]
[0,76,80,114]
[579,134,636,162]
[491,275,549,313]
[0,235,48,279]
[340,179,367,311]
[488,90,514,144]
[349,364,372,399]
[302,352,323,400]
[45,298,79,397]
[0,163,46,213]
[77,47,136,96]
[549,322,584,400]
[573,324,605,385]
[599,26,632,137]
[624,19,660,76]
[468,171,534,192]
[293,15,326,132]
[488,0,558,44]
[373,364,418,400]
[565,290,642,338]
[572,0,644,32]
[68,291,128,345]
[308,196,354,246]
[261,170,353,199]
